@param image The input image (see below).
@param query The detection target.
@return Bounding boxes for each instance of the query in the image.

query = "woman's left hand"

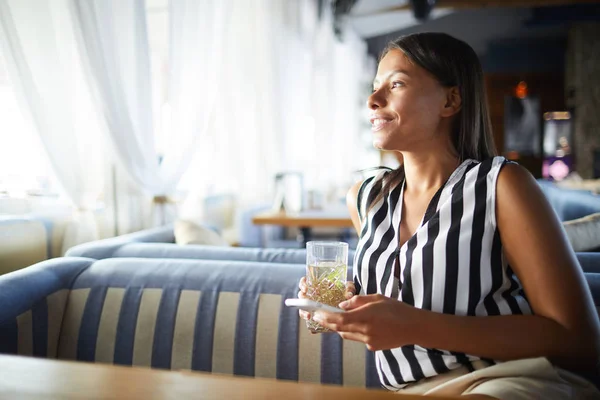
[312,294,424,351]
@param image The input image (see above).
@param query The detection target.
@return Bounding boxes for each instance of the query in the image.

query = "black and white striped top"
[353,156,532,390]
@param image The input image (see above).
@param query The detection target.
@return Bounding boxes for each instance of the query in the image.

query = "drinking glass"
[305,241,348,333]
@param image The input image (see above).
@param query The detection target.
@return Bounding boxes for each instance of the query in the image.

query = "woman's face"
[368,49,449,152]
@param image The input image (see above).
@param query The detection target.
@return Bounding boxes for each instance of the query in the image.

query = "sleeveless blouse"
[353,156,532,390]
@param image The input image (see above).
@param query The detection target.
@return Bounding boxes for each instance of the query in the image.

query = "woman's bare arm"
[346,180,363,236]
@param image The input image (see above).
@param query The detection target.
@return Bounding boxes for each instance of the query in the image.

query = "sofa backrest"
[537,180,600,222]
[68,242,356,267]
[7,258,376,387]
[65,225,176,259]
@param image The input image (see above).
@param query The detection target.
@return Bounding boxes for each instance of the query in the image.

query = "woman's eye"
[392,81,404,88]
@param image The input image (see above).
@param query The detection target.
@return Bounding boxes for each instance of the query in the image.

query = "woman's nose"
[367,89,384,110]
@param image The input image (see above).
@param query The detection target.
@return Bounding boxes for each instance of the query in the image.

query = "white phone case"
[284,298,345,313]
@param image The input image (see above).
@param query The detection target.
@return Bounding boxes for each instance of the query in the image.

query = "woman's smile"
[370,115,394,132]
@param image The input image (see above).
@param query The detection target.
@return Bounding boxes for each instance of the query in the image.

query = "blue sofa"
[1,256,599,390]
[0,257,374,387]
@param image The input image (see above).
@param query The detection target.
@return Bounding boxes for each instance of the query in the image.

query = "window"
[0,50,61,199]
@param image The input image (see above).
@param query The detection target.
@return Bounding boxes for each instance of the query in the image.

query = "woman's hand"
[312,294,424,350]
[297,277,356,323]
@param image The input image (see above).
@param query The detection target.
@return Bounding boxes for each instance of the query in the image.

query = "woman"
[298,33,600,398]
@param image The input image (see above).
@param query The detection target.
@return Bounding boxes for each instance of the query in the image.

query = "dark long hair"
[366,32,497,212]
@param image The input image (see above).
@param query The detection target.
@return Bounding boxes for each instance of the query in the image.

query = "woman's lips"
[371,118,393,132]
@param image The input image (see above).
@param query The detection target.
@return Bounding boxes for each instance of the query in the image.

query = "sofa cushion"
[174,219,229,247]
[557,178,600,195]
[564,213,600,252]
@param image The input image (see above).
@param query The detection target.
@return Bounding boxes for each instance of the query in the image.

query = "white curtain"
[69,0,224,226]
[276,2,372,203]
[179,0,372,209]
[0,0,105,252]
[178,0,285,208]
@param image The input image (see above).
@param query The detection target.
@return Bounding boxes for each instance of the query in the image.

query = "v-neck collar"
[394,158,475,252]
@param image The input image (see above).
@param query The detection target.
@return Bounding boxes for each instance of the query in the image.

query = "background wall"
[567,22,600,179]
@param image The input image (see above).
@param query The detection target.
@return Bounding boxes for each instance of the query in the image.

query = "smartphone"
[284,298,345,313]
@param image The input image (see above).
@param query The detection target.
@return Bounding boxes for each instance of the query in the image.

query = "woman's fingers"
[299,310,311,321]
[345,281,356,299]
[298,276,308,294]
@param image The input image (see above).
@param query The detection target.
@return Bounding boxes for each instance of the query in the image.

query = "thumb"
[338,294,380,310]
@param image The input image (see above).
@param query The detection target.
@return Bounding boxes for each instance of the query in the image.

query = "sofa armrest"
[65,224,175,258]
[0,258,94,358]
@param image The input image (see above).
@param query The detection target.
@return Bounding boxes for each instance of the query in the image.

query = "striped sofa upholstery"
[0,257,378,388]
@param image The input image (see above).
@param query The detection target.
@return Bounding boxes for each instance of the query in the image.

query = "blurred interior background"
[1,0,599,268]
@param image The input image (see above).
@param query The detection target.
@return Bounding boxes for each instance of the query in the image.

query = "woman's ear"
[441,86,462,117]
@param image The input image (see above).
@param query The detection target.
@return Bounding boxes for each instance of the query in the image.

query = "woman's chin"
[372,139,390,151]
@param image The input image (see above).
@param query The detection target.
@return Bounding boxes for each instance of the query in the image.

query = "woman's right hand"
[297,277,356,322]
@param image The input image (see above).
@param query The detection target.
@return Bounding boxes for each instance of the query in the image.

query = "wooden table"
[0,355,462,399]
[252,211,354,229]
[252,210,355,247]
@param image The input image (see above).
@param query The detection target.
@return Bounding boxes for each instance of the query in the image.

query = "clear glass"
[305,241,348,333]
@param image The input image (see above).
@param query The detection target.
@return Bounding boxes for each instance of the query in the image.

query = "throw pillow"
[563,212,600,252]
[174,219,229,247]
[557,178,600,195]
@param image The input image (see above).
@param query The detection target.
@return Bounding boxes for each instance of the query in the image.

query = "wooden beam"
[355,0,598,16]
[438,0,599,9]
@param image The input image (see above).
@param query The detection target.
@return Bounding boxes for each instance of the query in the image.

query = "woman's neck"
[401,151,461,195]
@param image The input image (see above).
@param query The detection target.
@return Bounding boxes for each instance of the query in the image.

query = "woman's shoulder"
[464,156,521,179]
[357,168,392,194]
[349,168,395,220]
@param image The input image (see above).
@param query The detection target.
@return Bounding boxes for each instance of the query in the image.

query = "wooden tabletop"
[0,354,462,399]
[252,211,354,228]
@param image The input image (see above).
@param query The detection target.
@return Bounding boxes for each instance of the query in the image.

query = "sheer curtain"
[276,2,372,202]
[179,0,372,208]
[69,0,234,226]
[178,0,287,207]
[0,0,105,251]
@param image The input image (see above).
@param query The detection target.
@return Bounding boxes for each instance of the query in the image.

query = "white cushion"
[174,219,229,247]
[557,178,600,194]
[563,213,600,252]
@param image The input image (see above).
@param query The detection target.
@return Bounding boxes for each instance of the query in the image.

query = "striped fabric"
[0,258,93,356]
[2,258,377,387]
[354,157,533,390]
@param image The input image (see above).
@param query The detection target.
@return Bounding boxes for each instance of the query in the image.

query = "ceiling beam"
[354,0,599,16]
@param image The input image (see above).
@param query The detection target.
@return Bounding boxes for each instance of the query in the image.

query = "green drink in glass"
[305,241,348,333]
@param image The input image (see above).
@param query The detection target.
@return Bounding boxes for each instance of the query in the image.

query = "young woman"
[298,33,600,398]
